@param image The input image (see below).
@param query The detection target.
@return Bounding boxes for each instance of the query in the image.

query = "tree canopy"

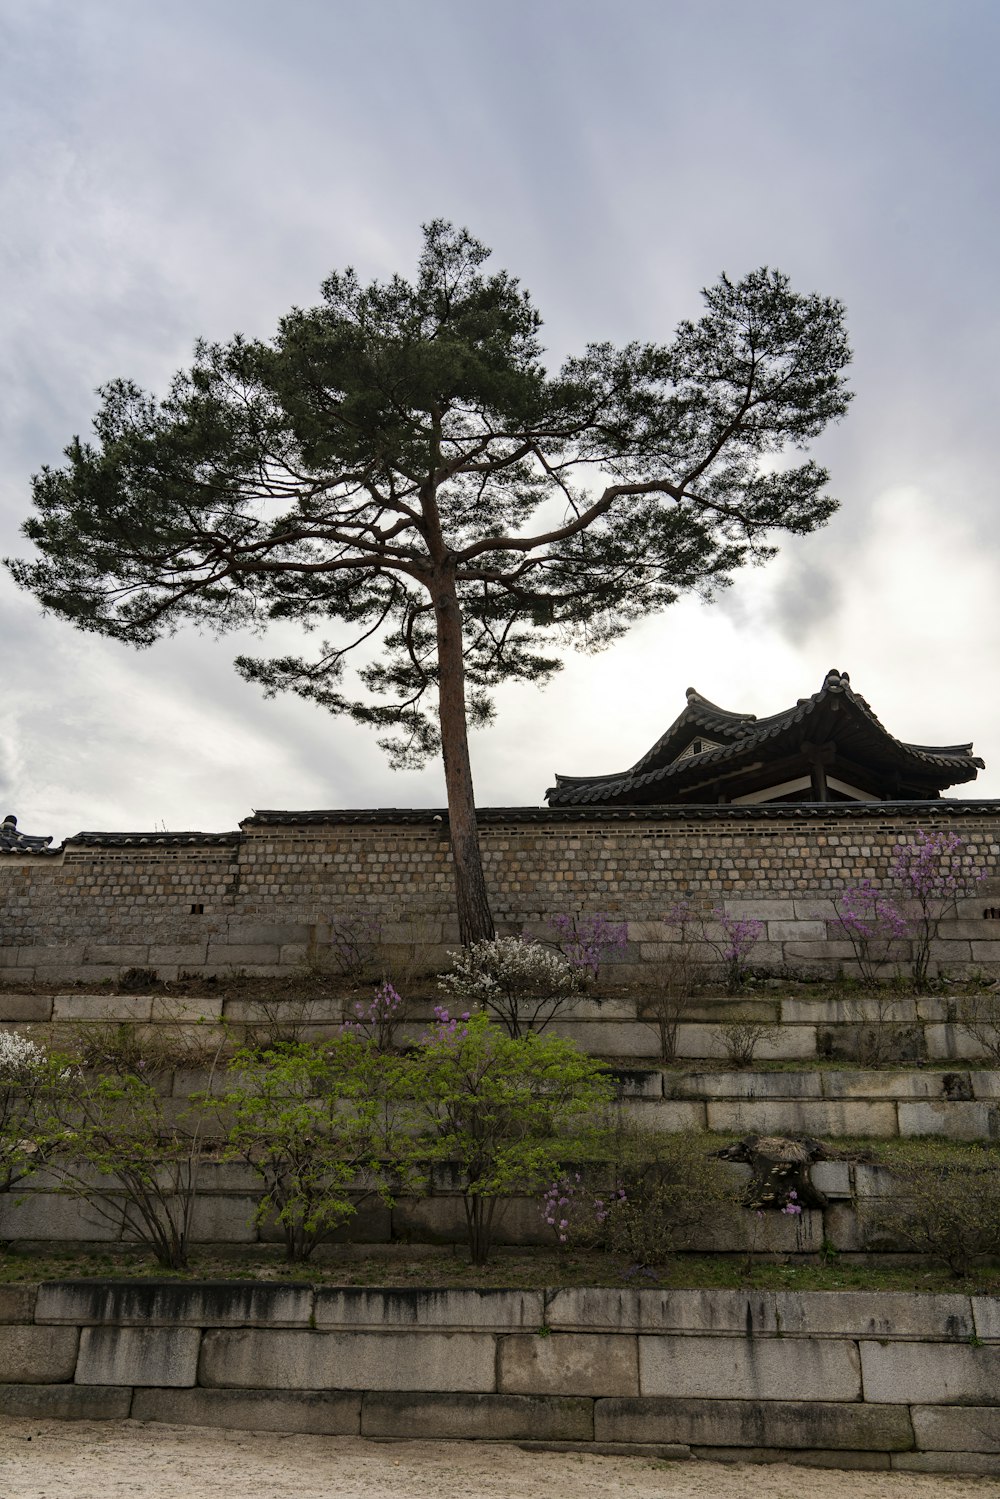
[9,221,852,941]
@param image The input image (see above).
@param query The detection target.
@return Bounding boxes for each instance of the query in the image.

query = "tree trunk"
[433,571,496,945]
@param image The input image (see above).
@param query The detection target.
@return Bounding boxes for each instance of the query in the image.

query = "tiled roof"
[243,801,1000,826]
[546,669,985,806]
[0,814,57,855]
[68,831,241,848]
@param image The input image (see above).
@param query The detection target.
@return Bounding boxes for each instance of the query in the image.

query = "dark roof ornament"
[546,670,985,808]
[0,813,55,853]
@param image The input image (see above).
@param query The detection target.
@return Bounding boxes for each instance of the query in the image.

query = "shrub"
[341,981,410,1052]
[861,1145,1000,1276]
[45,1067,213,1269]
[0,1032,56,1197]
[638,901,703,1062]
[118,966,159,993]
[834,881,911,988]
[891,830,985,988]
[409,1010,612,1264]
[957,989,1000,1063]
[217,1036,408,1261]
[697,908,764,991]
[439,937,580,1038]
[600,1128,742,1266]
[44,1022,225,1269]
[718,1018,776,1067]
[325,911,383,979]
[548,913,628,981]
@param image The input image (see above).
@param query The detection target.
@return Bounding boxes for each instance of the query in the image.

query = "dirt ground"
[0,1421,997,1499]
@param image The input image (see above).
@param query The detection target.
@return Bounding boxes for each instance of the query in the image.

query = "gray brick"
[0,1325,78,1382]
[773,1292,974,1340]
[131,1386,361,1434]
[821,1072,941,1100]
[0,994,54,1021]
[0,1286,36,1323]
[706,1099,898,1136]
[897,1100,999,1139]
[595,1397,913,1451]
[545,1288,779,1335]
[147,944,209,967]
[860,1340,1000,1404]
[673,1071,822,1099]
[36,1280,314,1328]
[362,1391,594,1441]
[0,1192,121,1242]
[314,1288,543,1331]
[82,945,151,966]
[972,1296,1000,1341]
[205,944,281,966]
[51,994,153,1021]
[498,1333,638,1396]
[767,921,828,942]
[639,1335,861,1401]
[891,1452,1000,1474]
[912,1404,1000,1453]
[189,1195,259,1243]
[0,1383,132,1420]
[76,1326,201,1387]
[199,1328,496,1392]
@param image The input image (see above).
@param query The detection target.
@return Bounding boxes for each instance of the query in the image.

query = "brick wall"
[2,804,999,982]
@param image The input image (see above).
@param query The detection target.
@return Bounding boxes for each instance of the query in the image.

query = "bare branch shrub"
[861,1145,1000,1276]
[718,1019,777,1068]
[957,989,1000,1063]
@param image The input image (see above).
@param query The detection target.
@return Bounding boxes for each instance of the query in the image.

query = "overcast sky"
[2,0,998,838]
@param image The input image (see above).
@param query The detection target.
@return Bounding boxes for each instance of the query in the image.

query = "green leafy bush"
[409,1010,611,1263]
[217,1036,409,1261]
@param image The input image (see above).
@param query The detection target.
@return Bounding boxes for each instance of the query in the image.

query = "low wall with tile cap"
[1,803,1000,983]
[1,1281,997,1472]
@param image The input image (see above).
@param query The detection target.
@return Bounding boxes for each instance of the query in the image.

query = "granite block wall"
[1,805,999,981]
[1,1282,997,1471]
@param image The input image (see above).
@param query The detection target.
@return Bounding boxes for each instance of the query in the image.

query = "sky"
[1,0,998,839]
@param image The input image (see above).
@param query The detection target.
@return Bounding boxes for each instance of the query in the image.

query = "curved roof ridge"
[684,686,757,724]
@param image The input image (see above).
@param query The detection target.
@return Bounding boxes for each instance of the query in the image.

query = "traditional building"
[545,669,984,807]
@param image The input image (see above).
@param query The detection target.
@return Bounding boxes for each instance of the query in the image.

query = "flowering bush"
[707,909,765,991]
[541,1172,626,1244]
[548,913,628,981]
[341,981,409,1051]
[891,830,985,986]
[834,880,911,988]
[440,937,580,1038]
[0,1032,55,1197]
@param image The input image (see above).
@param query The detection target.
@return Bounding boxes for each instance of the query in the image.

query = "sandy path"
[0,1421,997,1499]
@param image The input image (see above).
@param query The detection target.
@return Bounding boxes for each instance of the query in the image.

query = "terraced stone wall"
[1,1282,997,1472]
[1,804,999,982]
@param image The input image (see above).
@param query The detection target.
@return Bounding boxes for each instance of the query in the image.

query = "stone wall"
[1,1281,997,1471]
[2,803,1000,982]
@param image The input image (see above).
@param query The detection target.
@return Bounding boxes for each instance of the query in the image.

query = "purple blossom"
[548,912,628,980]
